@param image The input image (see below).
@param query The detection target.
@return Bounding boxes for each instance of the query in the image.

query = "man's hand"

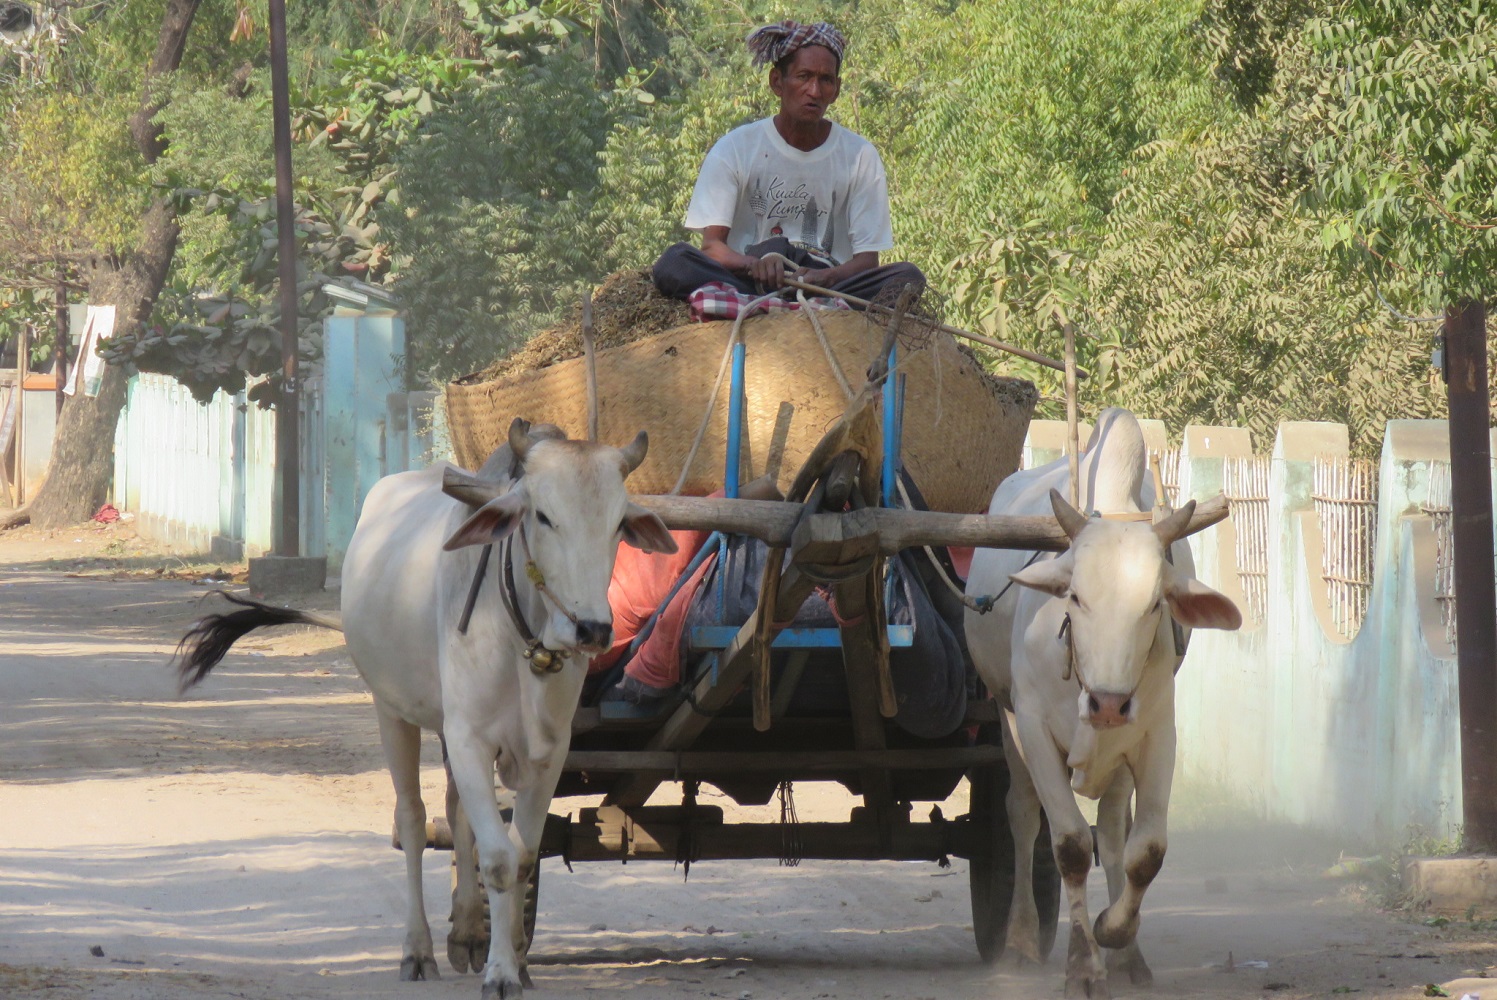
[748,253,792,290]
[792,266,834,289]
[701,226,782,286]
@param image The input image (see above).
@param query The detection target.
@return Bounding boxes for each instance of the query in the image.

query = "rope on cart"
[777,780,802,867]
[676,780,702,881]
[669,288,784,495]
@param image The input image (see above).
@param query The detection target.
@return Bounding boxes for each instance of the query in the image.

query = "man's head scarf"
[746,21,847,70]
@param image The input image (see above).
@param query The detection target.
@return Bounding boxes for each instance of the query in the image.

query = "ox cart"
[427,288,1226,963]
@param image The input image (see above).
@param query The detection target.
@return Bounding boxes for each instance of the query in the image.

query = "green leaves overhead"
[387,48,645,381]
[0,0,1475,452]
[1306,0,1497,306]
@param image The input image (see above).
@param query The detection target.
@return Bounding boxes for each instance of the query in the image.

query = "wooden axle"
[397,807,982,863]
[565,745,1000,775]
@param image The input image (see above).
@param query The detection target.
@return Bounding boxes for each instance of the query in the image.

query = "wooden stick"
[581,290,599,442]
[442,466,1232,550]
[1064,320,1080,509]
[1149,452,1169,513]
[783,276,1088,378]
[629,492,1231,552]
[867,281,920,384]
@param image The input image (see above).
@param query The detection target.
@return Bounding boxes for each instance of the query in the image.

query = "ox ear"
[1008,552,1073,598]
[621,502,678,555]
[443,489,527,551]
[1163,564,1243,630]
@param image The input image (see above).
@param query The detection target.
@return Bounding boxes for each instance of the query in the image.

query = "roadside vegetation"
[2,0,1493,462]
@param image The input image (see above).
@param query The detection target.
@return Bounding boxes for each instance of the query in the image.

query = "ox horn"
[508,417,535,464]
[1153,498,1197,546]
[619,431,649,476]
[1049,488,1090,541]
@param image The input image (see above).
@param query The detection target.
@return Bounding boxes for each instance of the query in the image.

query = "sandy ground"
[2,521,1495,1000]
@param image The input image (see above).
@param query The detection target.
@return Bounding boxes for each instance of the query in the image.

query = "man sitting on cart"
[652,20,926,305]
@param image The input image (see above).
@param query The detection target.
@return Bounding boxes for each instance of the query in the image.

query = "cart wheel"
[968,729,1016,964]
[522,859,539,948]
[968,724,1062,964]
[451,854,540,951]
[1031,812,1060,961]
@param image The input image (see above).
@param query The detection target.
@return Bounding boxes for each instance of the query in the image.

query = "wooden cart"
[426,302,1224,963]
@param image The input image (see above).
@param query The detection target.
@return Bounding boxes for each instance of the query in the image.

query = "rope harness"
[457,523,578,676]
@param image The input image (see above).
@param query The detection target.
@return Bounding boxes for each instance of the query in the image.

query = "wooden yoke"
[625,490,1230,551]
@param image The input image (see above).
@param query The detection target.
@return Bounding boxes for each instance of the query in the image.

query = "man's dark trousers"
[652,237,925,305]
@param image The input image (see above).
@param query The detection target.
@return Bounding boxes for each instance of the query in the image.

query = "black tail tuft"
[174,591,338,693]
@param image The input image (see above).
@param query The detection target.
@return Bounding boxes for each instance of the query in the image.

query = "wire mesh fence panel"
[1421,460,1456,648]
[1223,456,1271,624]
[1312,455,1378,638]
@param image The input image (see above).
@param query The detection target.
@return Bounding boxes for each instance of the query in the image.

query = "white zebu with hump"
[964,408,1241,998]
[176,419,676,999]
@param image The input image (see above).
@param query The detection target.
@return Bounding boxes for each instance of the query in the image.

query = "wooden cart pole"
[783,276,1087,378]
[1063,321,1081,509]
[1443,299,1497,850]
[581,291,598,442]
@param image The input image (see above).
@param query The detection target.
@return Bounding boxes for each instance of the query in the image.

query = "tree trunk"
[23,0,202,530]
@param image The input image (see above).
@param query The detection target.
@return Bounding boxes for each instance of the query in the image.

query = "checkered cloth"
[746,21,847,68]
[687,282,850,322]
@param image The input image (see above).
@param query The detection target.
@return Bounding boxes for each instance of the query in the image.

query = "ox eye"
[536,511,555,529]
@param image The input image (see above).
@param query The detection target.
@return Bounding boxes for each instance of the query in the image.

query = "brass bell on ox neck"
[524,642,565,675]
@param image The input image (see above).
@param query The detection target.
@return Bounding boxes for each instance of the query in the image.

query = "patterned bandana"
[746,20,847,69]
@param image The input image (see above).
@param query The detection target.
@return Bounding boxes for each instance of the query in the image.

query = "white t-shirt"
[683,118,895,266]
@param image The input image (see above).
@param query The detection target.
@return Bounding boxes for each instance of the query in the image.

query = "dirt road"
[1,523,1493,1000]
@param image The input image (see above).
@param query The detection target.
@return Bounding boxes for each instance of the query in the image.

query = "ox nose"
[1084,691,1134,729]
[574,619,613,653]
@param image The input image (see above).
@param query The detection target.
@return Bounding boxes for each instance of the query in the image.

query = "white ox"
[964,408,1241,998]
[176,419,676,999]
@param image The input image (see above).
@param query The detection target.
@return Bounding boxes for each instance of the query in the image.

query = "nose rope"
[1059,612,1079,685]
[477,526,575,676]
[517,526,583,629]
[1061,608,1163,718]
[1058,610,1103,704]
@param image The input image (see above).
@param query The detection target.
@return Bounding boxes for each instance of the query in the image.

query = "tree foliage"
[387,49,644,380]
[0,0,1480,460]
[1306,0,1497,306]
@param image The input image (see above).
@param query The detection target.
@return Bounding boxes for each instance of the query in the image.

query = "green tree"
[387,48,648,380]
[1307,0,1497,307]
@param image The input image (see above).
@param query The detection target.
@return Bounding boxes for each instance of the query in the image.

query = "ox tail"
[175,591,343,693]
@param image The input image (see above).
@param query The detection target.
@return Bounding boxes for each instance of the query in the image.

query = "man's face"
[770,45,840,127]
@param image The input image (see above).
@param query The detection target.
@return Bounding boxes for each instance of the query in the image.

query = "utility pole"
[268,0,299,557]
[54,271,67,415]
[15,320,28,505]
[246,0,324,594]
[1443,299,1497,850]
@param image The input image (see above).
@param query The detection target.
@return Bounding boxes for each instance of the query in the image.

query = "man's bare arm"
[700,226,758,274]
[701,226,880,291]
[796,251,879,290]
